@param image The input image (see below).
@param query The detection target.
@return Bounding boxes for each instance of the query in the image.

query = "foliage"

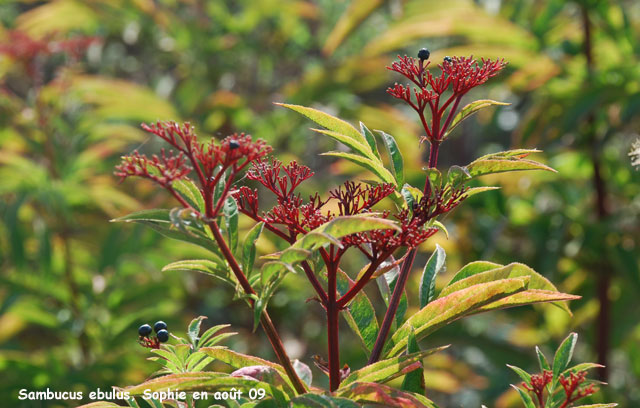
[508,333,616,408]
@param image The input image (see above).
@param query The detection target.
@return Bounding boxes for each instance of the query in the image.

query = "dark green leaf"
[224,196,239,253]
[419,244,446,307]
[378,130,404,187]
[243,222,263,277]
[552,332,578,386]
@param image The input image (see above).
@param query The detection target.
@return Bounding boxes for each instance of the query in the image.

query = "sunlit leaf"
[335,382,438,408]
[467,150,556,178]
[321,151,395,184]
[443,100,510,140]
[384,278,529,357]
[243,222,264,277]
[277,103,366,144]
[378,130,404,187]
[419,244,446,307]
[311,128,374,159]
[161,259,234,287]
[552,332,578,386]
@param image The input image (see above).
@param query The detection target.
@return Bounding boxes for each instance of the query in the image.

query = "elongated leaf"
[312,128,374,160]
[467,149,556,178]
[511,385,536,408]
[243,222,264,277]
[472,290,579,314]
[162,259,235,287]
[224,196,239,253]
[571,405,618,407]
[448,261,503,285]
[464,186,501,198]
[200,347,301,395]
[378,130,404,187]
[439,262,573,314]
[553,332,578,386]
[112,209,221,256]
[172,179,205,212]
[562,362,604,375]
[384,278,529,357]
[336,382,438,408]
[506,364,532,384]
[443,100,510,139]
[277,103,365,144]
[321,151,395,184]
[401,329,426,395]
[419,244,446,307]
[342,347,448,387]
[360,122,380,159]
[536,346,551,371]
[187,316,206,347]
[330,269,379,353]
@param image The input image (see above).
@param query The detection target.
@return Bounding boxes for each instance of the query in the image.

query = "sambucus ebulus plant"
[106,50,600,407]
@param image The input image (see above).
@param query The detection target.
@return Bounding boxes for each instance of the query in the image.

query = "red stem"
[207,219,307,394]
[337,250,391,308]
[327,261,341,391]
[368,248,417,363]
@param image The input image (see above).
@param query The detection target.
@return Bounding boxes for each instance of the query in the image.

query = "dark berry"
[156,329,170,343]
[417,48,430,60]
[229,139,240,150]
[444,56,452,63]
[138,324,152,337]
[154,321,167,333]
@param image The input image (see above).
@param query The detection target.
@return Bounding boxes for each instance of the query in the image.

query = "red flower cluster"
[521,369,597,408]
[387,54,507,142]
[115,149,191,188]
[117,121,271,217]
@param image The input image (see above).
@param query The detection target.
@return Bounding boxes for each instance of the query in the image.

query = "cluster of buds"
[521,369,598,407]
[116,121,271,217]
[387,50,506,143]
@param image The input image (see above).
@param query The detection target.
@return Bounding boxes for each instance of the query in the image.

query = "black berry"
[157,329,170,343]
[154,321,167,333]
[138,324,152,337]
[444,56,452,63]
[417,48,430,60]
[229,139,240,150]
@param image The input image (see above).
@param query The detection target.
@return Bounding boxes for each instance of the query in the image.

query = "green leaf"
[224,196,239,253]
[335,382,438,408]
[172,179,205,212]
[419,244,446,307]
[198,324,235,348]
[439,262,575,314]
[446,165,471,186]
[321,151,395,184]
[200,347,302,394]
[162,259,235,287]
[552,332,578,386]
[401,328,426,395]
[570,405,618,407]
[187,316,207,347]
[424,168,442,194]
[360,122,380,159]
[506,364,532,384]
[112,209,221,256]
[536,346,551,371]
[312,128,374,160]
[448,261,503,285]
[511,385,536,408]
[467,149,556,178]
[277,103,366,144]
[243,222,264,277]
[473,290,579,314]
[443,100,510,140]
[341,347,448,387]
[401,184,423,211]
[384,278,529,357]
[463,186,501,198]
[378,130,404,187]
[562,362,604,375]
[333,269,379,353]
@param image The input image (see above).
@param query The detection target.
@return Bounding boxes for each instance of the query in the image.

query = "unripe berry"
[138,324,152,337]
[154,321,167,333]
[444,56,452,63]
[157,329,170,343]
[229,139,240,150]
[417,48,430,60]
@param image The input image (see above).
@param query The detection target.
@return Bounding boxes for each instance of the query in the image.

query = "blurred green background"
[1,0,639,406]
